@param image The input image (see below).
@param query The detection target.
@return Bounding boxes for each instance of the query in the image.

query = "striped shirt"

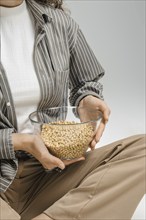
[0,0,105,192]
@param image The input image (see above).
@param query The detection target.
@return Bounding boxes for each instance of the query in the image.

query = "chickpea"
[41,121,94,159]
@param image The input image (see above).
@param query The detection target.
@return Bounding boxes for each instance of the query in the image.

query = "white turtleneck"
[0,0,41,133]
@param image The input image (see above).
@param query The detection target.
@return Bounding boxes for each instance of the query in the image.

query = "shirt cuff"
[74,91,104,107]
[0,128,16,159]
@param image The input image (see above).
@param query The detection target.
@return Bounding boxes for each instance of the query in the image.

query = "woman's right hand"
[12,133,65,170]
[12,133,84,170]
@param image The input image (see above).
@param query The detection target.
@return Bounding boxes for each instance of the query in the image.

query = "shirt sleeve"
[0,128,16,159]
[68,18,105,107]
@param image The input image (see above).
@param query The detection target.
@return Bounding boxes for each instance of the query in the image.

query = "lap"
[3,134,145,219]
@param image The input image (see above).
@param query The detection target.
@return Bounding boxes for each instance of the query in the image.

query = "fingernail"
[59,164,65,170]
[77,157,85,161]
[80,157,85,160]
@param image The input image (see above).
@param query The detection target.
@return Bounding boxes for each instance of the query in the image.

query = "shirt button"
[7,102,11,107]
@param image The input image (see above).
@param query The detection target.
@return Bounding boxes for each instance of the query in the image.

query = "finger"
[90,110,109,150]
[90,120,106,150]
[48,155,65,170]
[95,119,106,142]
[97,101,110,122]
[90,139,97,150]
[103,109,110,124]
[101,105,111,123]
[63,157,85,166]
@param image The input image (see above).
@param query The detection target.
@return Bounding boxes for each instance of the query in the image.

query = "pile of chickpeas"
[41,120,94,159]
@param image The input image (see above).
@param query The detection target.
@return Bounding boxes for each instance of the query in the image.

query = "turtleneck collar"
[0,0,26,17]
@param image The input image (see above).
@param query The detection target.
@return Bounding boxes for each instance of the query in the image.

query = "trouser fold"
[1,134,145,220]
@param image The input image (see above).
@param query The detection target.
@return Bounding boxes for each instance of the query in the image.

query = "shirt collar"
[26,0,53,27]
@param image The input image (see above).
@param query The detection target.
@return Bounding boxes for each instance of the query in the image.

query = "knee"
[138,134,146,149]
[133,134,145,146]
[125,134,146,154]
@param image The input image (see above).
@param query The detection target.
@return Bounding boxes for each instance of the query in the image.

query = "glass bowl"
[29,106,102,160]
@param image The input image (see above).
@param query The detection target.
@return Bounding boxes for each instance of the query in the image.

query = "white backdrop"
[66,0,145,219]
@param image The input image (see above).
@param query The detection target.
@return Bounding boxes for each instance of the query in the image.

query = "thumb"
[52,156,65,170]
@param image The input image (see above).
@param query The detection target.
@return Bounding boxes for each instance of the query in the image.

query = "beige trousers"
[0,134,145,220]
[0,198,20,220]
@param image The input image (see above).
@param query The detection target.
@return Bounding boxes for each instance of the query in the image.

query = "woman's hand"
[78,95,111,150]
[12,133,85,170]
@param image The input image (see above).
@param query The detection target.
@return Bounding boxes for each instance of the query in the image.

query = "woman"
[0,0,145,219]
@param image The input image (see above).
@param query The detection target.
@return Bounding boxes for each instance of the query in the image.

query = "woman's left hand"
[78,95,111,150]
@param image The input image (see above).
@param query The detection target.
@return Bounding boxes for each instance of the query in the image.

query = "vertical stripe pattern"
[0,0,105,192]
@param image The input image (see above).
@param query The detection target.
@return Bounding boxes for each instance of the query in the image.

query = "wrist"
[79,95,96,107]
[12,133,35,152]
